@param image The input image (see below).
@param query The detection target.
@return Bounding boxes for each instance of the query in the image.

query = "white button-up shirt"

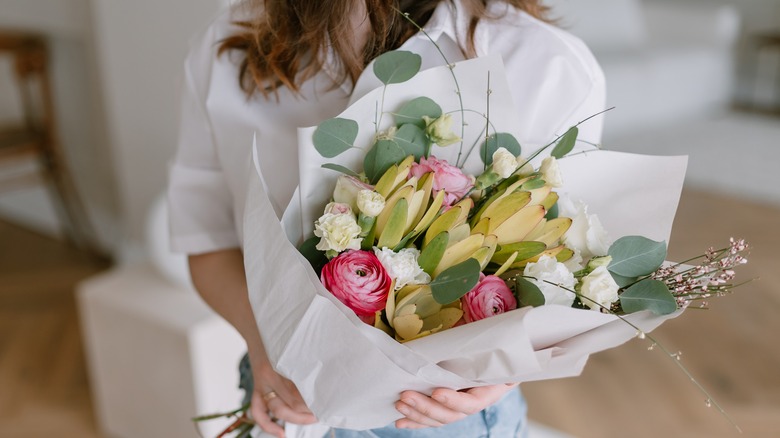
[168,0,606,255]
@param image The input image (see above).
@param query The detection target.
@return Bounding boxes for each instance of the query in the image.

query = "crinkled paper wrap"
[243,56,688,430]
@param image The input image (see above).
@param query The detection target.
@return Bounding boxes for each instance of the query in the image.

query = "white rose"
[540,156,563,188]
[373,247,431,290]
[580,266,620,311]
[491,147,518,178]
[314,213,362,253]
[423,114,461,147]
[558,197,610,260]
[523,255,577,307]
[357,190,386,217]
[333,175,373,212]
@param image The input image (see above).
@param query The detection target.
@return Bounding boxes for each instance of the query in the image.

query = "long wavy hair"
[219,0,548,98]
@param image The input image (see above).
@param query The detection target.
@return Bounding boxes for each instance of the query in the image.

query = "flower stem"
[394,7,466,163]
[520,275,743,434]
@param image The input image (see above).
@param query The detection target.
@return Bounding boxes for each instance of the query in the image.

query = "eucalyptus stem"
[394,8,466,163]
[481,71,492,170]
[520,107,614,168]
[520,275,743,434]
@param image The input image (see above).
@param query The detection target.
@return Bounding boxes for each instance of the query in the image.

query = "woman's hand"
[394,383,518,429]
[249,356,317,438]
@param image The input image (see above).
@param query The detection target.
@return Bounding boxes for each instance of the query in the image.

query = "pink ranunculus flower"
[461,274,517,323]
[320,250,392,324]
[410,156,474,206]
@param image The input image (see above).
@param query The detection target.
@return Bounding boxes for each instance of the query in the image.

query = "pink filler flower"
[410,156,474,206]
[461,274,517,323]
[321,250,393,324]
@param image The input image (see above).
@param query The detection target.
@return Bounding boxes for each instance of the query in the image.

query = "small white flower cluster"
[373,247,430,290]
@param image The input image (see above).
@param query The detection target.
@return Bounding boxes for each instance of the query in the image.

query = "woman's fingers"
[430,384,514,415]
[250,390,285,438]
[394,391,467,427]
[394,384,518,429]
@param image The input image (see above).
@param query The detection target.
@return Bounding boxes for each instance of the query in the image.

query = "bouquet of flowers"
[219,50,749,434]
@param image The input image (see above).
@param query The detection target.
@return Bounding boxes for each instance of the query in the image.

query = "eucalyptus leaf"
[321,163,361,178]
[608,236,667,277]
[394,124,428,159]
[298,236,328,274]
[395,97,442,129]
[430,258,481,305]
[238,353,253,406]
[550,126,578,159]
[619,279,677,315]
[312,118,358,158]
[364,139,406,183]
[373,50,422,85]
[480,133,522,166]
[610,271,638,288]
[516,277,545,308]
[544,202,559,220]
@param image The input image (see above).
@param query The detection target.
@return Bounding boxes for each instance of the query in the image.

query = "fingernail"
[432,393,447,403]
[396,403,410,415]
[401,398,415,408]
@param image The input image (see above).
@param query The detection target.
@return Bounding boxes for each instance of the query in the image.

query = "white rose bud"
[373,247,431,290]
[423,114,461,147]
[357,190,386,217]
[491,147,518,178]
[523,255,577,307]
[580,266,620,311]
[540,156,563,188]
[314,213,362,253]
[324,202,353,216]
[333,175,373,212]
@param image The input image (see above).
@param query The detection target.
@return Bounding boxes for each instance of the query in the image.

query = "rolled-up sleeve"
[167,49,240,254]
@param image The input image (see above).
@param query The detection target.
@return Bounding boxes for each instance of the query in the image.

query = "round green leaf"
[608,236,668,277]
[480,133,522,166]
[321,163,361,178]
[430,258,481,305]
[395,97,442,129]
[312,118,358,158]
[364,139,406,183]
[550,126,578,159]
[394,124,428,159]
[619,279,677,315]
[516,277,545,308]
[373,50,422,85]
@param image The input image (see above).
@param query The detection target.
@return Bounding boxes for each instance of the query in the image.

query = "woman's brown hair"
[219,0,549,98]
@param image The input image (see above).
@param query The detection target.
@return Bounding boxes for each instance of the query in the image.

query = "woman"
[168,0,605,437]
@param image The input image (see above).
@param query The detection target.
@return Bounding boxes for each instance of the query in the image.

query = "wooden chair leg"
[39,141,109,261]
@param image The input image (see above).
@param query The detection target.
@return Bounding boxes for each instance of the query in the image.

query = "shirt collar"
[324,0,489,96]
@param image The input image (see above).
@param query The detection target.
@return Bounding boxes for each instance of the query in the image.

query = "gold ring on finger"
[262,390,278,403]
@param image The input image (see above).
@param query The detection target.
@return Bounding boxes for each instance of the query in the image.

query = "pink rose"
[461,274,517,323]
[321,250,392,324]
[410,156,474,206]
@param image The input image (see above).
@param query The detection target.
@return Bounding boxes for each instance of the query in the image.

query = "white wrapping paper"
[243,56,688,431]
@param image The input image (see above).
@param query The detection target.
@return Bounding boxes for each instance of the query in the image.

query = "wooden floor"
[0,222,108,437]
[0,188,778,438]
[524,189,780,438]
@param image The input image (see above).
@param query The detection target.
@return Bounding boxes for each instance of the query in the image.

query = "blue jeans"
[326,389,527,438]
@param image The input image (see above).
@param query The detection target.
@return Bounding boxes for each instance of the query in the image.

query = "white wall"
[88,0,225,260]
[0,0,120,251]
